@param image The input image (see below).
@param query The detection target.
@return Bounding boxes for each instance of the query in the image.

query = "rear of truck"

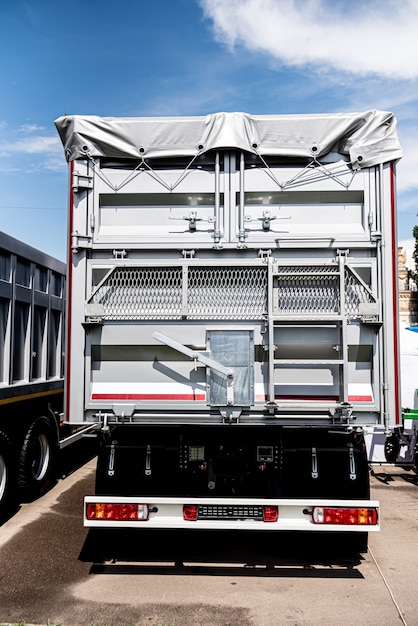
[56,111,402,548]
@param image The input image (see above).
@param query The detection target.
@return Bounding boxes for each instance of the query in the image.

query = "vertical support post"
[338,251,349,403]
[237,152,247,247]
[213,151,222,248]
[268,258,276,407]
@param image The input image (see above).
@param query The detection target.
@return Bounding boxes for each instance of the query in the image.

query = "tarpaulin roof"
[55,110,402,169]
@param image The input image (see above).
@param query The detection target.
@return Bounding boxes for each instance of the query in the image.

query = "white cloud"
[0,124,65,173]
[200,0,418,79]
[0,135,61,156]
[17,123,46,133]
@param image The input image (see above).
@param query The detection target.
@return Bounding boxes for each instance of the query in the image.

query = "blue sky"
[1,0,417,262]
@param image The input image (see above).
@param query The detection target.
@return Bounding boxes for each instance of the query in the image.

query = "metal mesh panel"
[89,265,267,319]
[275,266,377,316]
[90,267,183,319]
[275,266,340,315]
[344,268,376,315]
[188,267,267,319]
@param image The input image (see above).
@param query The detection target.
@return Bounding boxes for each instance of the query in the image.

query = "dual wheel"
[0,416,58,518]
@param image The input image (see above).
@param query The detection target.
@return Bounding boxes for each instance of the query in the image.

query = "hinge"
[71,231,92,253]
[336,248,349,258]
[113,249,127,259]
[82,317,103,329]
[237,230,247,249]
[72,171,93,193]
[258,249,272,261]
[182,249,196,259]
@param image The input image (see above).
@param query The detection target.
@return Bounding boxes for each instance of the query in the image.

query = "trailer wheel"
[18,416,58,500]
[0,430,15,519]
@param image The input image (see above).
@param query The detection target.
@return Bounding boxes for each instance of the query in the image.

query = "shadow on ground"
[371,465,418,486]
[80,527,365,579]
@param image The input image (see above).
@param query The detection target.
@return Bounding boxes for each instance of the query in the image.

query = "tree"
[413,226,418,287]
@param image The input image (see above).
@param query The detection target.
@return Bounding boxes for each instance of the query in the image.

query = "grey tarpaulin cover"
[55,110,402,169]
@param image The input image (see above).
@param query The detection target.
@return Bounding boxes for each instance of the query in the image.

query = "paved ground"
[0,459,417,626]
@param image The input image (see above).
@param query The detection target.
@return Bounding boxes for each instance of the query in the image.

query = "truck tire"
[18,416,58,500]
[384,433,401,463]
[0,430,15,520]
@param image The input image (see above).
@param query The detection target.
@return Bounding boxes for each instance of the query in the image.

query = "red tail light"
[183,505,198,521]
[312,507,378,526]
[263,506,279,522]
[86,503,149,521]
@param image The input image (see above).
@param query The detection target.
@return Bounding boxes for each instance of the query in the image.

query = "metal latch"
[145,445,152,476]
[244,211,290,231]
[107,442,116,477]
[348,444,356,480]
[170,211,215,232]
[311,447,319,479]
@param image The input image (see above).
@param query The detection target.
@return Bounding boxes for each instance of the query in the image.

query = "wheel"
[0,430,15,519]
[18,416,58,500]
[384,433,400,463]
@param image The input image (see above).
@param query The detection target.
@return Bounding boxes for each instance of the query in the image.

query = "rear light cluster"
[183,504,279,522]
[86,503,149,521]
[85,502,378,527]
[312,507,378,526]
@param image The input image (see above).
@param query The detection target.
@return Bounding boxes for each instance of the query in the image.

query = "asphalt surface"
[0,452,417,626]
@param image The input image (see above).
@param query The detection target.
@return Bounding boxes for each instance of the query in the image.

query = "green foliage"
[412,225,418,287]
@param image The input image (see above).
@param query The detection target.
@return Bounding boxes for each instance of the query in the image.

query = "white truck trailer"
[55,110,403,552]
[0,231,66,516]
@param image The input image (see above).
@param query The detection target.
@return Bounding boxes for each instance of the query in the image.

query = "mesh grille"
[188,267,267,319]
[275,266,340,314]
[275,265,376,316]
[89,265,267,320]
[89,264,374,320]
[90,267,183,319]
[344,268,376,315]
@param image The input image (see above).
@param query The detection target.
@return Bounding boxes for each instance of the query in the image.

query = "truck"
[55,109,403,553]
[0,231,66,517]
